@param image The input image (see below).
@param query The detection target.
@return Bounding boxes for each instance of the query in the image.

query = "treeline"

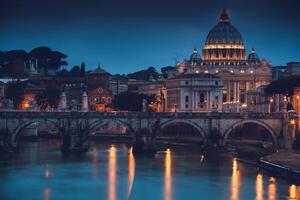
[0,46,68,78]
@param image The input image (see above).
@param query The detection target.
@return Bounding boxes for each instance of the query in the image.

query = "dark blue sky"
[1,0,300,74]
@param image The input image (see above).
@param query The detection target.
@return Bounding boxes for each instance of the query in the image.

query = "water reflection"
[44,164,52,178]
[164,149,172,200]
[43,187,51,200]
[108,145,117,200]
[268,177,276,200]
[127,147,135,199]
[231,158,240,200]
[255,174,264,200]
[92,147,99,178]
[289,184,299,200]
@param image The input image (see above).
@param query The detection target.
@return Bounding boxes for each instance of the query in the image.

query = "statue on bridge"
[142,99,147,112]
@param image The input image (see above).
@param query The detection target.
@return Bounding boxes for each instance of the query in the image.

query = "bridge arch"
[223,119,278,147]
[158,119,207,143]
[88,118,135,136]
[11,119,60,147]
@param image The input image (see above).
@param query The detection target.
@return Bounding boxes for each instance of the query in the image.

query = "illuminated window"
[215,69,219,73]
[204,69,209,74]
[195,70,199,74]
[240,69,245,74]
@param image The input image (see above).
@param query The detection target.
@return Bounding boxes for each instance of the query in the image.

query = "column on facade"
[233,81,237,103]
[195,90,198,110]
[191,89,194,110]
[227,82,231,103]
[236,82,240,103]
[245,81,249,104]
[209,90,213,111]
[206,91,209,111]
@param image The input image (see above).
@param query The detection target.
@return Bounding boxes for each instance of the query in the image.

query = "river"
[0,140,299,200]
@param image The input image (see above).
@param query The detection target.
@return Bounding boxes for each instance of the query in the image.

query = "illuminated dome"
[202,9,246,61]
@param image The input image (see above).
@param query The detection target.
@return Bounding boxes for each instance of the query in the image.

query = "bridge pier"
[132,128,156,155]
[61,129,89,154]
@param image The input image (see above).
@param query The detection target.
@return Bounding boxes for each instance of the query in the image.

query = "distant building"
[109,76,128,97]
[272,62,300,80]
[88,86,112,111]
[164,9,272,112]
[87,66,111,90]
[166,74,223,112]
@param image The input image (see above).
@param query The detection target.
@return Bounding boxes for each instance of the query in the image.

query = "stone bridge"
[0,111,297,152]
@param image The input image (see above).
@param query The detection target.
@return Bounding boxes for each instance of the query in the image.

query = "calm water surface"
[0,140,299,200]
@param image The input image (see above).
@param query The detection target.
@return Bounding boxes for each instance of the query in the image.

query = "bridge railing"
[0,109,286,119]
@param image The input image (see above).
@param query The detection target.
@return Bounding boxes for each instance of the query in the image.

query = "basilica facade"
[165,10,272,112]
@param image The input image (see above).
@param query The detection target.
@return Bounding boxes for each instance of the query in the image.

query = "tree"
[113,92,155,111]
[29,47,67,76]
[0,50,29,78]
[127,66,160,81]
[36,82,61,109]
[80,62,85,76]
[70,65,81,76]
[29,46,52,75]
[5,81,25,108]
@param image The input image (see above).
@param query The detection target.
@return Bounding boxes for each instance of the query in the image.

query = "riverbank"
[258,149,300,181]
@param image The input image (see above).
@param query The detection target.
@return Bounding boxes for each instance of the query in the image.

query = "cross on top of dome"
[219,9,230,23]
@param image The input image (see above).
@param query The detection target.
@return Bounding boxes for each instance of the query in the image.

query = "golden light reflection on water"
[127,147,135,199]
[231,158,240,200]
[164,149,172,200]
[256,174,264,200]
[268,177,276,200]
[43,187,51,200]
[44,164,52,178]
[288,184,299,200]
[108,145,117,200]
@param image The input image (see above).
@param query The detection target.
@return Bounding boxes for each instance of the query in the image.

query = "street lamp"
[296,95,299,112]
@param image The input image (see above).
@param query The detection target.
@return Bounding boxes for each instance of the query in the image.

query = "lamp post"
[269,97,274,113]
[296,95,299,113]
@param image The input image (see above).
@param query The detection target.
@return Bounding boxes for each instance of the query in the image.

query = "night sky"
[1,0,300,74]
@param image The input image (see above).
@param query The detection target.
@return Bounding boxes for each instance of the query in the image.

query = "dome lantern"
[219,9,230,22]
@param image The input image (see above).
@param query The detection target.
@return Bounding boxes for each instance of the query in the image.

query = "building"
[165,9,272,112]
[272,62,300,80]
[109,75,128,97]
[166,74,223,112]
[88,86,112,111]
[87,66,111,90]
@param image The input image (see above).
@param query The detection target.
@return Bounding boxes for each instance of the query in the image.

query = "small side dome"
[248,48,260,62]
[190,48,200,62]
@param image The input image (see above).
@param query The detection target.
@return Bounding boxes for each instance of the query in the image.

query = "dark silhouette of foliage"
[5,81,25,108]
[127,66,160,81]
[113,91,155,111]
[36,82,61,109]
[161,66,176,78]
[70,65,81,76]
[0,50,29,78]
[0,46,68,77]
